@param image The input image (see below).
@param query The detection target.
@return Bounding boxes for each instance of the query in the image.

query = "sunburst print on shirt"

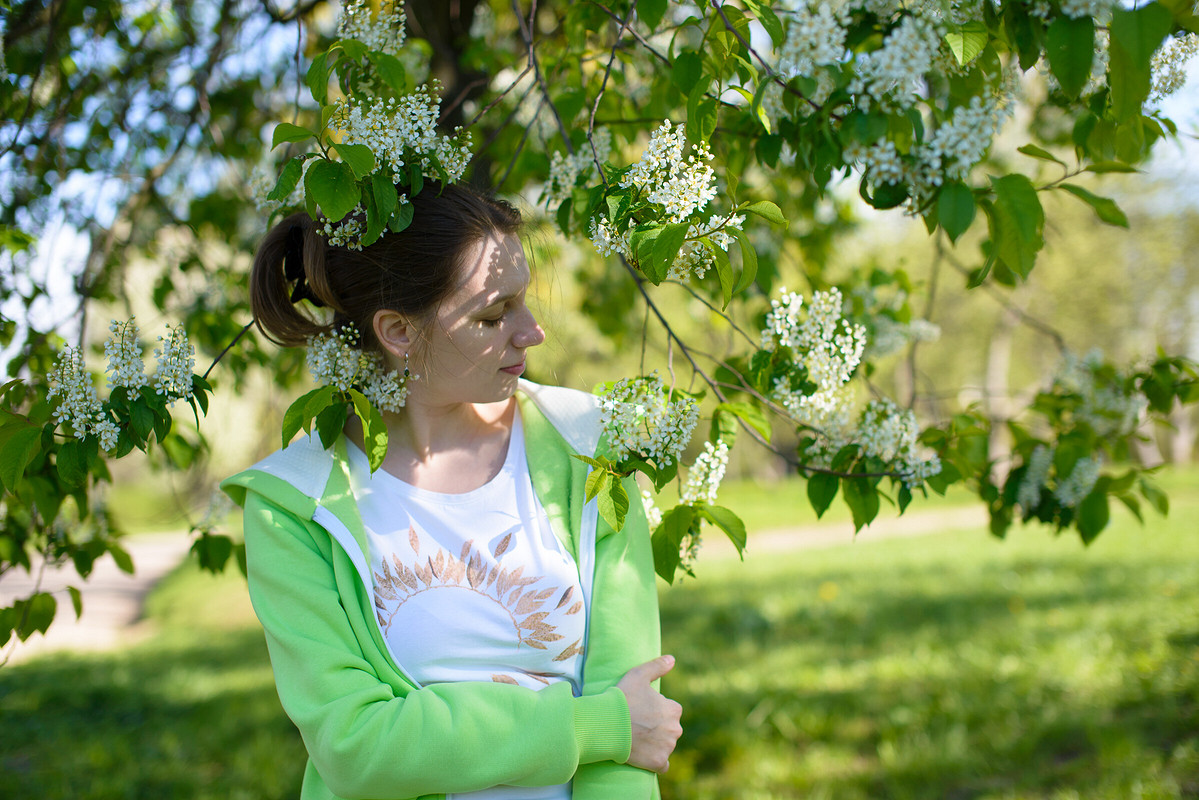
[373,525,585,676]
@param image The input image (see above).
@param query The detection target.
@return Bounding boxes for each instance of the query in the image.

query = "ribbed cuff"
[572,685,632,765]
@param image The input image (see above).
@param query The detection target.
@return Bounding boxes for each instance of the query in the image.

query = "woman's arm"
[242,492,632,799]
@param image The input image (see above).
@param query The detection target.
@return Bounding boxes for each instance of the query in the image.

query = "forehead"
[454,231,530,303]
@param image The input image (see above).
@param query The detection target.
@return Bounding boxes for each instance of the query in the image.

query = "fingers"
[631,653,676,683]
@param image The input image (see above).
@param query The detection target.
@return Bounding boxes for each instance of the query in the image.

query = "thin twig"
[585,0,671,66]
[512,0,574,154]
[941,249,1069,352]
[203,320,255,381]
[586,2,637,182]
[497,96,544,189]
[462,64,533,130]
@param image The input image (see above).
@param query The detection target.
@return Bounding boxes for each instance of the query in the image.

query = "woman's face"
[407,230,545,407]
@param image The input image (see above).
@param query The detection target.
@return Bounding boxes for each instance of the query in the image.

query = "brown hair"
[251,182,522,350]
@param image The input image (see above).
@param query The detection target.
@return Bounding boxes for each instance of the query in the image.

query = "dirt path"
[0,532,194,665]
[0,505,990,665]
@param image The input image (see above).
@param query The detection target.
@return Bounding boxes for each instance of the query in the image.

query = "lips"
[501,360,525,376]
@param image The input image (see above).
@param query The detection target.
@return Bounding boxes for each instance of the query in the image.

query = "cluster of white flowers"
[152,324,196,405]
[1150,34,1199,102]
[1052,351,1147,439]
[848,14,941,111]
[544,128,612,207]
[763,287,867,430]
[680,438,731,506]
[1059,0,1114,22]
[323,83,471,247]
[777,2,848,80]
[48,346,104,440]
[338,0,407,56]
[641,489,664,530]
[589,121,740,283]
[867,316,942,359]
[599,372,699,467]
[1017,443,1054,511]
[305,325,412,411]
[105,318,148,389]
[857,398,941,485]
[620,121,717,220]
[844,81,1014,209]
[761,287,940,485]
[1054,455,1102,508]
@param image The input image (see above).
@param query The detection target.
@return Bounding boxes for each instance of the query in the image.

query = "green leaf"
[191,532,235,573]
[1084,161,1140,174]
[988,174,1044,279]
[109,542,135,575]
[348,389,388,471]
[332,143,376,180]
[56,440,88,488]
[637,0,668,30]
[271,122,316,150]
[843,476,880,531]
[304,159,360,223]
[672,51,704,94]
[1109,3,1172,121]
[652,222,691,283]
[1046,15,1094,99]
[0,423,42,491]
[597,478,630,533]
[306,51,330,104]
[652,505,695,583]
[733,227,758,295]
[742,0,785,47]
[700,505,747,555]
[368,51,407,94]
[68,586,83,619]
[409,161,424,197]
[390,201,415,233]
[807,471,839,518]
[1139,476,1169,515]
[267,156,305,202]
[714,401,771,442]
[937,180,976,243]
[585,466,610,503]
[282,386,333,447]
[710,240,734,308]
[1057,183,1130,227]
[944,21,988,66]
[1016,144,1066,167]
[315,401,348,449]
[742,200,787,226]
[1077,487,1110,544]
[15,592,56,641]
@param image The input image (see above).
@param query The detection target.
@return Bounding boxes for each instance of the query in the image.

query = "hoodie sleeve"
[240,490,632,799]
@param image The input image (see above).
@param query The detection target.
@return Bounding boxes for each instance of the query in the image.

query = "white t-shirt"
[347,408,585,800]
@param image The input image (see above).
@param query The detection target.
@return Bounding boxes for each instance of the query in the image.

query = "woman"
[221,183,682,800]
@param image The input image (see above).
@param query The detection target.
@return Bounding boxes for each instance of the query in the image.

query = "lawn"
[0,470,1195,799]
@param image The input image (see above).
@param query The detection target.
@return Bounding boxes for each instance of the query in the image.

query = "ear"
[373,309,411,360]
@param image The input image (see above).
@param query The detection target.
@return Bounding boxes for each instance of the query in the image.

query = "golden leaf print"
[374,528,586,660]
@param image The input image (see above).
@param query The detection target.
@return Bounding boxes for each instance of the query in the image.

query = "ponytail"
[250,183,523,351]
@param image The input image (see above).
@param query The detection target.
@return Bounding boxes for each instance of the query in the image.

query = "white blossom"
[619,120,716,222]
[93,417,120,453]
[338,0,407,56]
[360,352,413,412]
[47,346,104,439]
[599,372,699,467]
[1054,455,1102,508]
[1059,0,1114,23]
[848,14,940,111]
[681,439,731,506]
[856,399,939,486]
[545,128,612,207]
[1150,33,1199,102]
[641,489,663,530]
[104,318,148,390]
[307,327,368,392]
[1053,350,1147,438]
[1017,444,1054,511]
[152,324,196,405]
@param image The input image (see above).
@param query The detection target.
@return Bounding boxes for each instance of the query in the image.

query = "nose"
[514,306,545,349]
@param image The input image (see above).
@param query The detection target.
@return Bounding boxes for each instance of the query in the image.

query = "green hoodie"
[221,381,662,800]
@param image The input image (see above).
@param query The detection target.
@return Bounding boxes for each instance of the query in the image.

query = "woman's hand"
[616,654,683,774]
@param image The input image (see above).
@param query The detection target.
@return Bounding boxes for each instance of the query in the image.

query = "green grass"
[1,469,1195,799]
